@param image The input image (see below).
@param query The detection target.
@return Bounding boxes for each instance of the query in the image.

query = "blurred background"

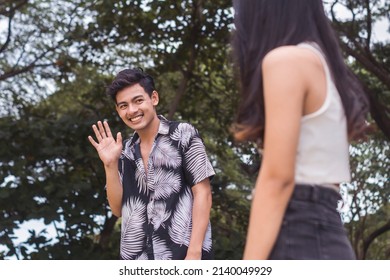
[0,0,389,260]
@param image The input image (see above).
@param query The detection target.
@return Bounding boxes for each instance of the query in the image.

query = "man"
[88,68,214,260]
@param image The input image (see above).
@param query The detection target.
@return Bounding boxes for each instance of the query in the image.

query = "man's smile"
[129,114,143,122]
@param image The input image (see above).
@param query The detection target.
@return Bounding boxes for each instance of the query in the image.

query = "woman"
[232,0,369,259]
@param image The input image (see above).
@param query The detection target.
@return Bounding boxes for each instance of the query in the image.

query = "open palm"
[88,120,123,166]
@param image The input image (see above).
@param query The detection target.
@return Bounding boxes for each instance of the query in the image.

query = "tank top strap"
[297,42,332,82]
[297,42,335,121]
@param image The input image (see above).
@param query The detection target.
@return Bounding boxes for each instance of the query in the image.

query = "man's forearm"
[187,185,212,258]
[104,164,123,217]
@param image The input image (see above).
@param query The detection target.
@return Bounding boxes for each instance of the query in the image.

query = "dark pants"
[269,184,356,260]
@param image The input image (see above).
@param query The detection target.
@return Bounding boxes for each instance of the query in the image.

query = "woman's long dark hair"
[232,0,369,143]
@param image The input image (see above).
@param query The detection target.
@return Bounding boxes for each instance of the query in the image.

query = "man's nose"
[127,103,138,114]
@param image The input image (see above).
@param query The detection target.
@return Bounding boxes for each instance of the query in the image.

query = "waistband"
[292,184,342,205]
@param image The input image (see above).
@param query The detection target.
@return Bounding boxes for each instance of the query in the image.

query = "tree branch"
[99,215,118,249]
[340,40,390,89]
[0,0,29,53]
[362,84,390,140]
[0,0,28,16]
[364,0,372,50]
[0,62,57,81]
[167,0,203,119]
[362,219,390,259]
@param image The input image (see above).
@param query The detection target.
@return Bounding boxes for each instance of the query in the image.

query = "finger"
[103,121,113,138]
[97,121,107,138]
[88,135,99,148]
[116,132,122,144]
[92,124,103,142]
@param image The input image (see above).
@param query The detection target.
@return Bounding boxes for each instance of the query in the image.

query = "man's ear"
[151,90,159,106]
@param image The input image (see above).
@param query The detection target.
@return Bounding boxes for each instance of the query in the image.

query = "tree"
[86,0,254,259]
[0,0,102,116]
[327,0,390,259]
[329,0,390,139]
[0,67,122,259]
[342,130,390,259]
[1,0,253,259]
[1,0,389,260]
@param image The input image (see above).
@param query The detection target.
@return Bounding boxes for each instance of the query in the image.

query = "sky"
[1,1,389,259]
[325,0,390,41]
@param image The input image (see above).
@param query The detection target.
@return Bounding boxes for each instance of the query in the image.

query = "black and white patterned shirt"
[118,115,215,260]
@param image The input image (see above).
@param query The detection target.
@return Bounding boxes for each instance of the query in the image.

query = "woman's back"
[233,0,367,260]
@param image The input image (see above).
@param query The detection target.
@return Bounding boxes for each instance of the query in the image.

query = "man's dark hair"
[106,67,156,101]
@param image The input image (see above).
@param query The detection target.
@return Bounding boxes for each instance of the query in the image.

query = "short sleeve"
[181,124,215,187]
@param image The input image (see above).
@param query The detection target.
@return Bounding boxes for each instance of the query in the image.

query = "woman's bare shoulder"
[262,45,320,70]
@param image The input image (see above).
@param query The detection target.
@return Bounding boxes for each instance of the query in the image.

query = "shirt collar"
[129,115,170,146]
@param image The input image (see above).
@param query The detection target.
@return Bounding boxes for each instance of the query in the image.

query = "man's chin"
[127,122,144,132]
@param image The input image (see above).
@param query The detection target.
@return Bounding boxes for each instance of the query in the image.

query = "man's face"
[115,83,159,132]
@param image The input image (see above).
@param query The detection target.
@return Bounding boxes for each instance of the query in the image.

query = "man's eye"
[119,104,127,110]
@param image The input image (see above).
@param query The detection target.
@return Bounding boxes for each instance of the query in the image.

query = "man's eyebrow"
[116,101,127,106]
[131,94,144,101]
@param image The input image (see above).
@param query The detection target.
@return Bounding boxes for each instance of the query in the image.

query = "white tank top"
[294,42,351,185]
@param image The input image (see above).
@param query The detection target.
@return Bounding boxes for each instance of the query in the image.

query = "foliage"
[329,0,390,139]
[0,0,389,260]
[328,0,390,259]
[0,67,121,259]
[344,130,390,259]
[1,0,253,260]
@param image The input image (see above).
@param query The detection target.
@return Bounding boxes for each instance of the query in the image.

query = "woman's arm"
[243,47,311,259]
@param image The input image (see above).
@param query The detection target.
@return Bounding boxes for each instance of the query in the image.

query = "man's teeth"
[130,115,142,122]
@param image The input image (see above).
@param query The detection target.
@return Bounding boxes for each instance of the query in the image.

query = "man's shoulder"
[158,115,197,133]
[167,121,198,136]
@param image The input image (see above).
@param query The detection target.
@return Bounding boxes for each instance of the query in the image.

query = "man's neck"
[137,115,160,145]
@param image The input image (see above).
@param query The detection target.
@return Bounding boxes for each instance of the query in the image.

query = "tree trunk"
[99,216,118,249]
[167,0,203,119]
[361,220,390,259]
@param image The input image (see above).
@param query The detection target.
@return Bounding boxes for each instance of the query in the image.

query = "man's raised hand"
[88,120,122,167]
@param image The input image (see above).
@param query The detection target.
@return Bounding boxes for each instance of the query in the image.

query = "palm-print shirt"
[118,115,215,260]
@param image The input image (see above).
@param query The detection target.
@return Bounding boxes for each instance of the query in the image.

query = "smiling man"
[88,68,215,260]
